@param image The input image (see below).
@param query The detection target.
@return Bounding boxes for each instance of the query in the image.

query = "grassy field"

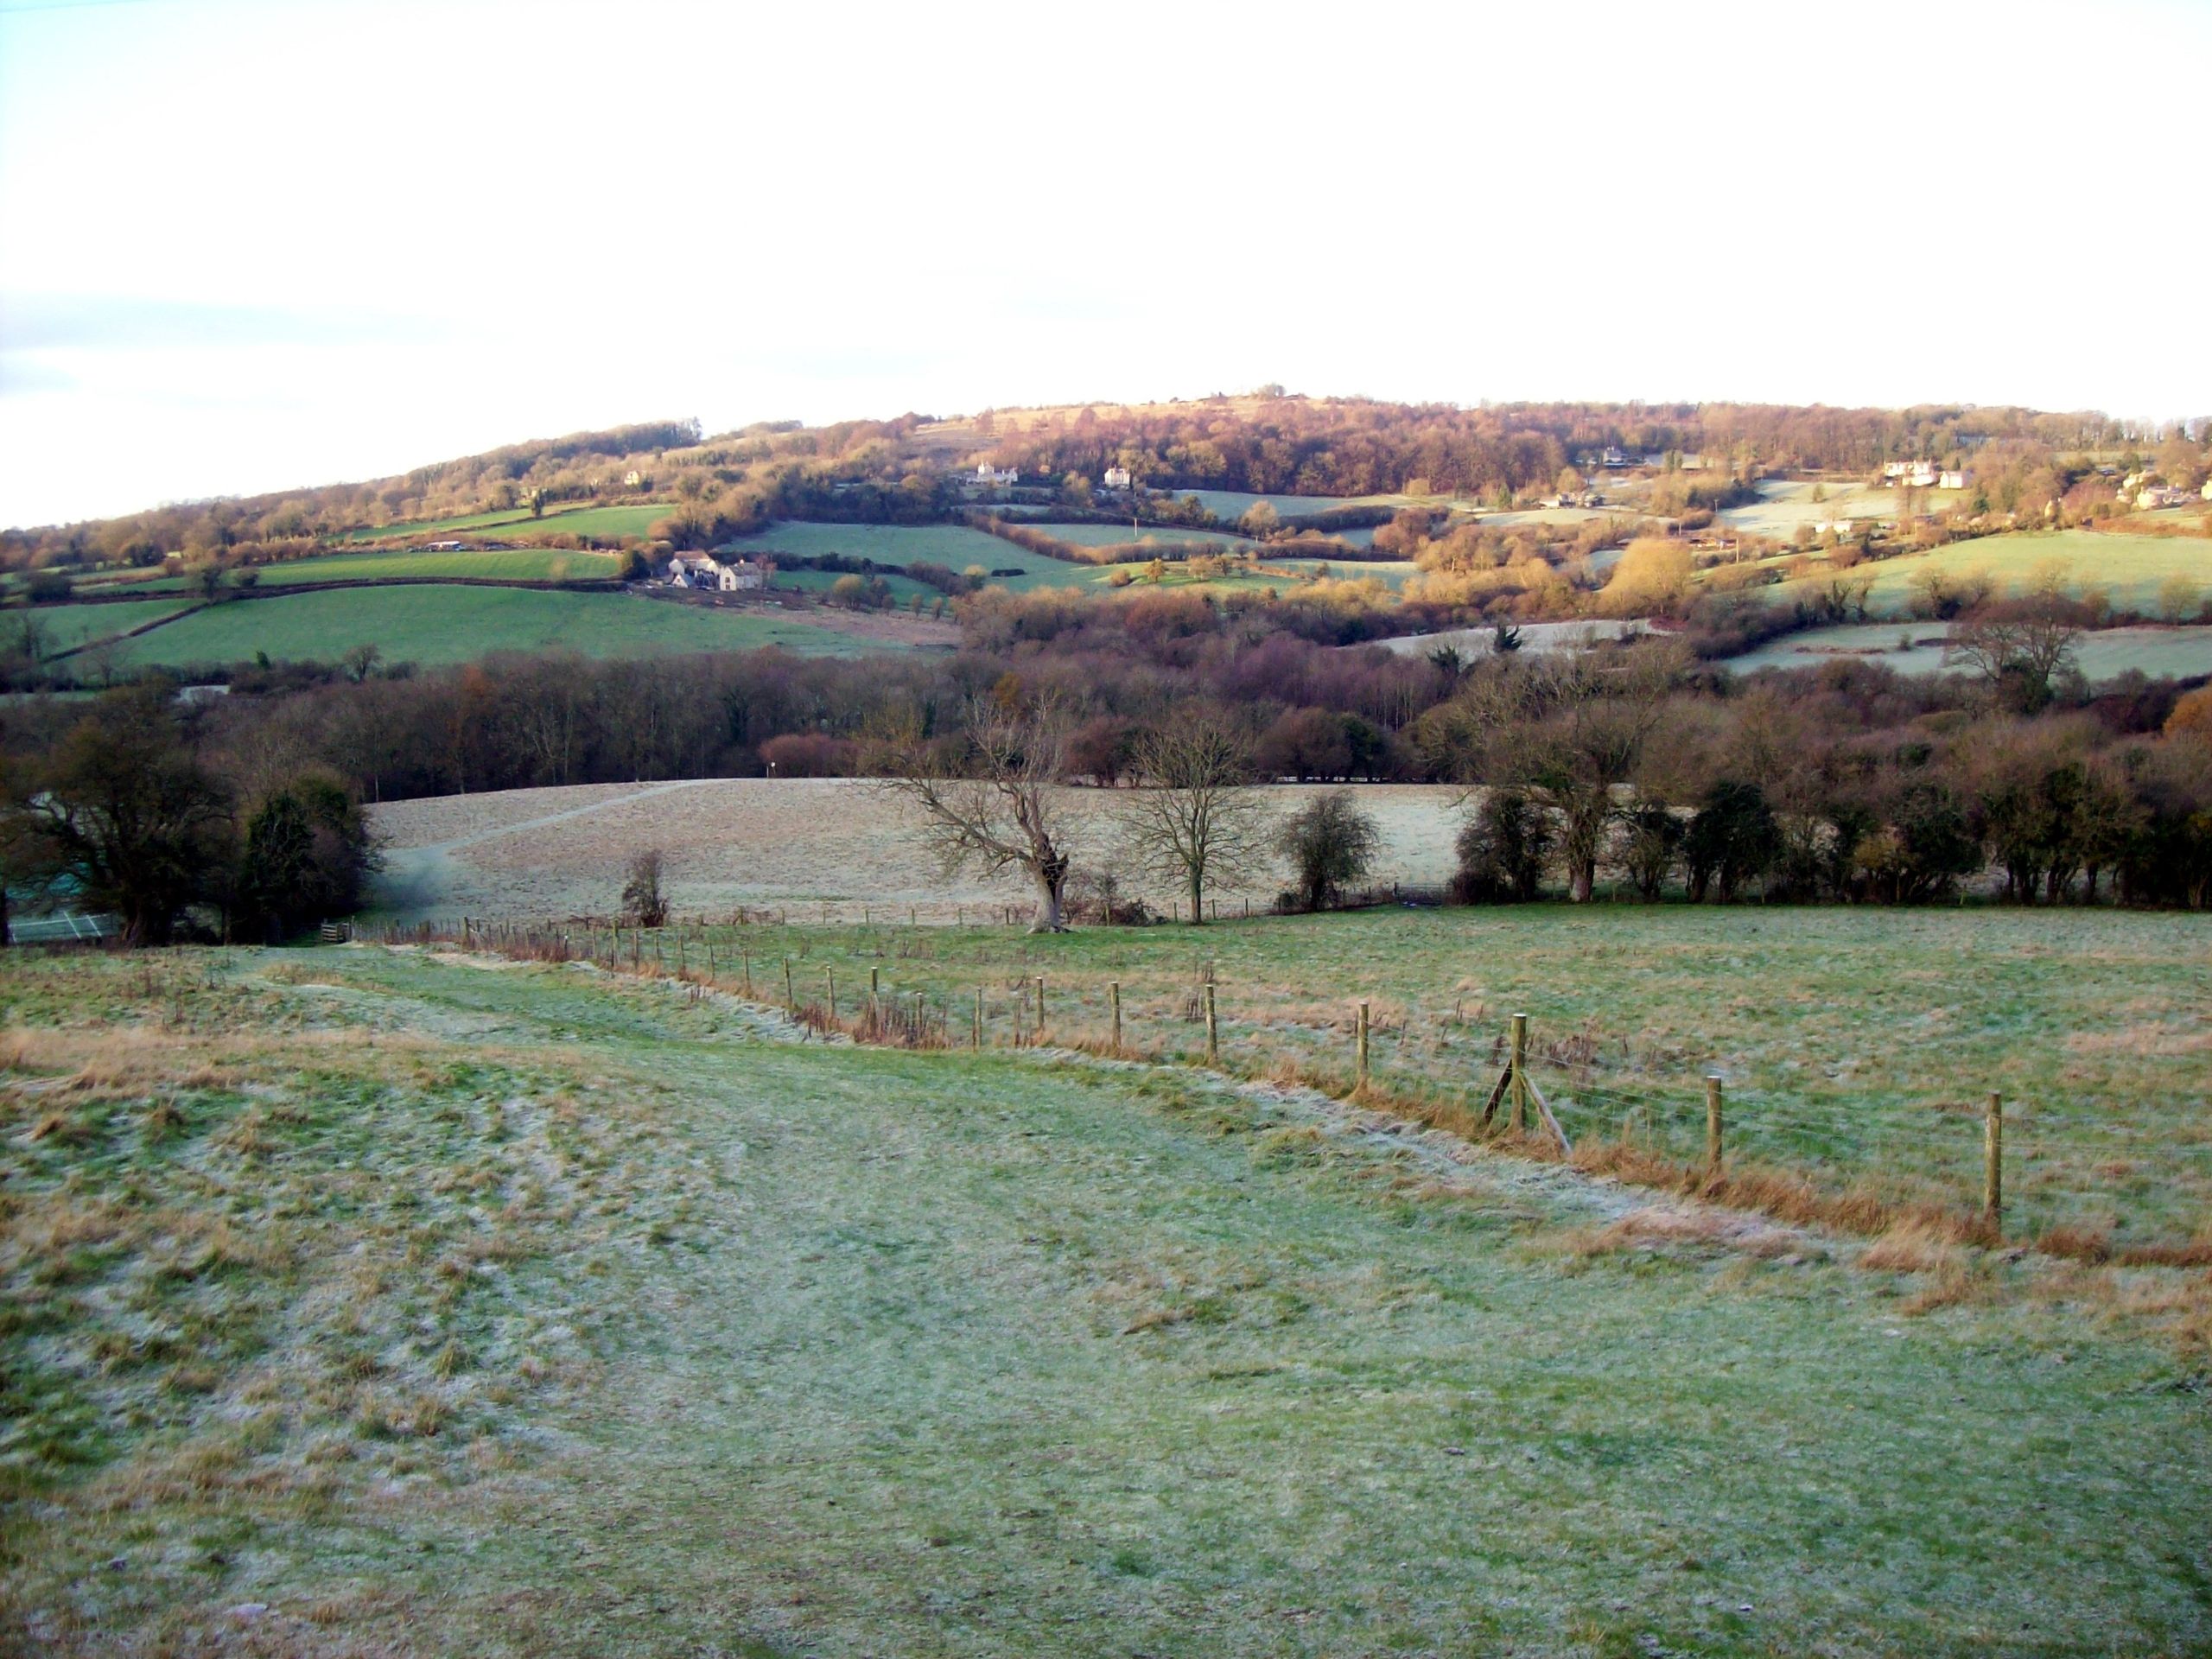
[1766,531,2211,618]
[1718,479,1953,540]
[15,597,197,655]
[1184,490,1400,522]
[1263,556,1419,588]
[105,586,887,672]
[553,905,2212,1248]
[1041,523,1253,549]
[1725,621,2212,681]
[367,779,1465,922]
[339,506,537,543]
[493,503,672,542]
[4,942,2209,1656]
[257,547,626,585]
[721,524,1108,594]
[771,566,943,605]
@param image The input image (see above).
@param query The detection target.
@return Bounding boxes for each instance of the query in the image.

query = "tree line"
[4,600,2208,944]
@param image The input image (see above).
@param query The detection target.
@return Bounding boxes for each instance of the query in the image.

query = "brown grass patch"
[1859,1218,1961,1274]
[1566,1205,1808,1261]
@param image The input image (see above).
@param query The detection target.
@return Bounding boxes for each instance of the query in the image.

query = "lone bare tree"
[885,696,1078,931]
[1118,715,1272,923]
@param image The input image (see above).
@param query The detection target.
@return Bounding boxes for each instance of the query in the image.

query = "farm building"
[1883,461,1942,488]
[1103,465,1133,491]
[1939,468,1967,490]
[664,554,769,592]
[974,462,1019,488]
[2138,485,2195,510]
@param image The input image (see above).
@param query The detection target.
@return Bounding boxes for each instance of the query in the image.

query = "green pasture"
[771,566,943,606]
[722,523,1108,593]
[493,503,673,542]
[661,905,2212,1245]
[14,596,197,655]
[339,506,537,543]
[1040,523,1254,549]
[1724,621,2212,682]
[257,547,625,585]
[1262,556,1420,588]
[105,584,884,672]
[5,942,2208,1655]
[1183,489,1414,524]
[1766,531,2212,617]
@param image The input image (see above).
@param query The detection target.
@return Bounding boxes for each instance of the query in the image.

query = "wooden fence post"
[869,966,880,1024]
[1705,1075,1724,1176]
[1357,1001,1370,1092]
[913,991,925,1039]
[1510,1014,1529,1133]
[1034,976,1046,1038]
[783,957,795,1014]
[742,950,753,996]
[973,987,982,1050]
[1110,981,1122,1052]
[825,967,836,1020]
[1984,1091,2003,1230]
[1205,982,1218,1065]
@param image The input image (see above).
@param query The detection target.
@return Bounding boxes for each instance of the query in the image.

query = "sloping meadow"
[1,943,2209,1656]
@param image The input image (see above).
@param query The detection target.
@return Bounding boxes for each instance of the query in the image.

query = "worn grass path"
[6,947,2211,1656]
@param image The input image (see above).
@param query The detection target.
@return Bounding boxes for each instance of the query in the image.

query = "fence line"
[338,914,2192,1253]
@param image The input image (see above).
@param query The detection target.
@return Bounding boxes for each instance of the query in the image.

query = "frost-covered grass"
[677,905,2212,1245]
[4,944,2211,1656]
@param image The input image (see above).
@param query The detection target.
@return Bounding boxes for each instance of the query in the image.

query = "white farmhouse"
[1103,465,1133,492]
[975,461,1020,488]
[665,554,770,592]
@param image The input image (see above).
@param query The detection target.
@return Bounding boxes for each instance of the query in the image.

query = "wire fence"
[342,913,2211,1259]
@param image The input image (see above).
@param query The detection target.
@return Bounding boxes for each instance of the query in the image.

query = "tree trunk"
[1569,859,1595,903]
[1188,873,1205,925]
[1028,853,1069,933]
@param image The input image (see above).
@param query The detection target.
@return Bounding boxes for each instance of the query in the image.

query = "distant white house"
[2202,479,2212,501]
[1103,464,1133,492]
[1676,453,1709,471]
[623,469,645,488]
[2139,485,2194,510]
[1938,469,1968,491]
[1883,461,1942,488]
[975,461,1020,488]
[665,554,769,592]
[426,539,467,550]
[1812,518,1858,537]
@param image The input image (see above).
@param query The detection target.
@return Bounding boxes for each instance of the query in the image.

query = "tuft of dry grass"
[1859,1218,1961,1274]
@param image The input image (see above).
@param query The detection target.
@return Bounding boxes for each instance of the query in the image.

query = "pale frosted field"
[370,778,1467,921]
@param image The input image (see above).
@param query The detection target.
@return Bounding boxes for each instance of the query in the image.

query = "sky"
[2,0,2208,527]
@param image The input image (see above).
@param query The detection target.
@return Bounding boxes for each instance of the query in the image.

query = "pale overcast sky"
[2,0,2207,526]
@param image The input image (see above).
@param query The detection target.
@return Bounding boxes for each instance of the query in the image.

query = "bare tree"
[1414,642,1684,902]
[1118,715,1272,923]
[1948,597,2084,713]
[621,849,669,927]
[884,696,1078,932]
